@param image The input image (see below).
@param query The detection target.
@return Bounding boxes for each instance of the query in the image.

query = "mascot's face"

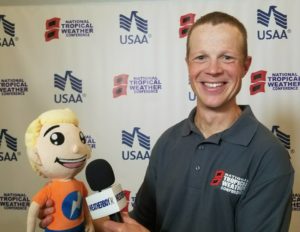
[34,123,91,179]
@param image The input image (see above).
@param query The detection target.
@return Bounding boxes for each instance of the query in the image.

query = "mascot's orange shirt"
[33,179,88,232]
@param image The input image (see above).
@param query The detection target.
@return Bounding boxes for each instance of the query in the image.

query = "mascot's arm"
[27,201,41,232]
[84,199,95,232]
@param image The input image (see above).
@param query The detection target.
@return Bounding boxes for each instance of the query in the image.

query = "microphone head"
[85,159,115,191]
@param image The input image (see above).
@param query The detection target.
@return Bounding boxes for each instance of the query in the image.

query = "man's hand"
[98,213,150,232]
[38,199,55,229]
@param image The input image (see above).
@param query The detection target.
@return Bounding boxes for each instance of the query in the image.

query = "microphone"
[85,159,127,222]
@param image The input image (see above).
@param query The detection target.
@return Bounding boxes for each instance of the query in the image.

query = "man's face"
[35,123,91,179]
[186,23,251,110]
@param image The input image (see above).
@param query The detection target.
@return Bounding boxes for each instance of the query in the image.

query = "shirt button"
[195,165,201,171]
[198,145,204,150]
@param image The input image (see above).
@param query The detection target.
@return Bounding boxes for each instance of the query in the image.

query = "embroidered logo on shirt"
[210,170,248,195]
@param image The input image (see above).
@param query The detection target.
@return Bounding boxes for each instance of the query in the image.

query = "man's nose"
[206,59,223,75]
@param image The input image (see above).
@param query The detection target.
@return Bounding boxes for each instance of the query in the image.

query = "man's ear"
[27,147,42,166]
[244,56,252,73]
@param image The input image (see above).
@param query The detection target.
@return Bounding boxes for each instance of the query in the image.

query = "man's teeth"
[204,82,223,88]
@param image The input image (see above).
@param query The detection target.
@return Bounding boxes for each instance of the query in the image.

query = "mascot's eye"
[79,131,86,144]
[50,132,65,145]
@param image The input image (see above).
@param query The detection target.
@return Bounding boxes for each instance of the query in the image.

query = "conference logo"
[44,17,94,42]
[249,70,300,95]
[179,13,196,38]
[0,78,28,96]
[112,74,162,98]
[85,135,96,149]
[121,190,136,212]
[292,193,300,211]
[0,15,17,47]
[119,11,151,45]
[210,170,248,195]
[0,129,19,162]
[121,127,151,160]
[0,193,30,210]
[54,70,86,104]
[257,6,290,40]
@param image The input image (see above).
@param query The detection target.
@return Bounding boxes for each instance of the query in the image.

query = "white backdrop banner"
[0,1,299,231]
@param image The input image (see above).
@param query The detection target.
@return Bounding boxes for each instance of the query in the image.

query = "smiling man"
[40,12,294,232]
[25,108,94,232]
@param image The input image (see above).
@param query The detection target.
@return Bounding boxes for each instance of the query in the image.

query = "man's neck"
[194,104,242,139]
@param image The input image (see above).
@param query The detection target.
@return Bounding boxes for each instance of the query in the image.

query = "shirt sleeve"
[130,132,164,231]
[32,184,50,206]
[235,146,294,232]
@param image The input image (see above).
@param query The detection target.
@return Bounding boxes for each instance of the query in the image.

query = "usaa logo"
[271,125,292,150]
[119,11,151,45]
[271,125,296,156]
[0,129,19,162]
[0,15,17,47]
[121,127,151,160]
[54,71,86,104]
[257,6,290,40]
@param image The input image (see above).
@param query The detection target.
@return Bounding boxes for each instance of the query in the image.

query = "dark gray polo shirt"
[130,105,294,232]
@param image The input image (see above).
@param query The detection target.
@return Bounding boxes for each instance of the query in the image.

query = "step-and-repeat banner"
[0,1,299,231]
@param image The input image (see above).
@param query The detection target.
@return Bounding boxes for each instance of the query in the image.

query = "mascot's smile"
[55,155,87,169]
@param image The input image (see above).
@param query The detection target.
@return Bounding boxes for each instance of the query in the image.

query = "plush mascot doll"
[25,108,94,232]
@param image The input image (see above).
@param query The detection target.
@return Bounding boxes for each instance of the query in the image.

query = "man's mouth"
[55,155,87,169]
[203,82,224,88]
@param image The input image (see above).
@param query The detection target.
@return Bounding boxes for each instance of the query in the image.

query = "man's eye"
[222,55,234,62]
[79,131,86,144]
[196,55,206,60]
[50,132,65,145]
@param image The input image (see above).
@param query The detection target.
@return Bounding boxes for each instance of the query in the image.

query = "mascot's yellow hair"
[25,108,79,176]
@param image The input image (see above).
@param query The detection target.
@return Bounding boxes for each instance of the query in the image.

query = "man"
[40,12,294,232]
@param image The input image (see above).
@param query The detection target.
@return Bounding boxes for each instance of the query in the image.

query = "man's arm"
[235,156,294,232]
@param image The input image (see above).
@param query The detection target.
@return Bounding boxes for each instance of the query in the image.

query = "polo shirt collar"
[181,105,258,146]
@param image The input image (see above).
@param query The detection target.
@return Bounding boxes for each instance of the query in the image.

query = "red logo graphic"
[113,74,128,98]
[249,70,267,95]
[45,17,60,42]
[179,13,195,38]
[121,190,131,212]
[210,170,225,186]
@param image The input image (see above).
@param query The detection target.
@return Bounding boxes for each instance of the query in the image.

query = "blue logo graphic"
[0,15,16,47]
[54,71,84,103]
[62,191,82,220]
[121,127,151,160]
[0,15,15,36]
[257,6,289,40]
[122,127,150,150]
[54,71,82,93]
[271,126,290,149]
[0,129,19,162]
[120,11,148,33]
[257,6,287,29]
[119,11,150,45]
[0,129,17,152]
